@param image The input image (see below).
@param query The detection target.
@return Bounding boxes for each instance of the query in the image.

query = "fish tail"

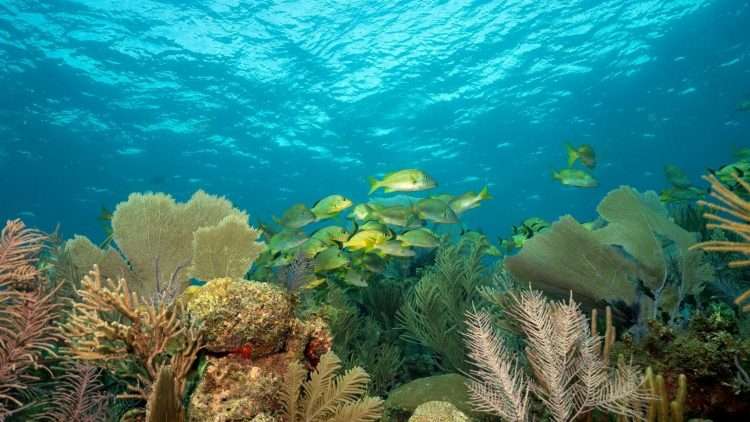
[367,176,380,195]
[565,143,578,167]
[552,170,561,181]
[479,185,492,200]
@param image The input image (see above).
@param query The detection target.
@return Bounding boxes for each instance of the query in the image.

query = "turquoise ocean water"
[0,0,748,241]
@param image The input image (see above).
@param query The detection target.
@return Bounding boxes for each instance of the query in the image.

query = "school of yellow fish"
[254,169,493,288]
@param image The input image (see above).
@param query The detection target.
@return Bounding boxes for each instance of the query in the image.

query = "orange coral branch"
[65,265,203,401]
[691,172,750,310]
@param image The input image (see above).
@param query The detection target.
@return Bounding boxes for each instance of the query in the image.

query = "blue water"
[1,0,748,242]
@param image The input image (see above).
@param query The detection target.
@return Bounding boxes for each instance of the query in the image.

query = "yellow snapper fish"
[269,230,308,252]
[396,228,440,248]
[298,238,329,258]
[369,204,421,227]
[737,99,750,112]
[311,194,353,220]
[449,186,492,215]
[274,203,316,229]
[664,164,692,189]
[552,168,598,188]
[432,193,454,203]
[659,186,706,204]
[368,169,437,194]
[711,161,750,186]
[348,203,374,221]
[314,246,349,272]
[343,229,388,251]
[344,269,368,287]
[374,240,416,257]
[359,252,386,273]
[565,143,596,169]
[415,198,459,224]
[311,225,350,244]
[358,220,393,237]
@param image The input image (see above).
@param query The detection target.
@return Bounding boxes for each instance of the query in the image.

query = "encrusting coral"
[183,277,292,354]
[64,265,204,408]
[464,289,648,422]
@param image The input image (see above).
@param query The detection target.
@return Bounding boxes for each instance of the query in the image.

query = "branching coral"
[64,265,204,404]
[464,290,648,422]
[281,351,384,422]
[690,173,750,311]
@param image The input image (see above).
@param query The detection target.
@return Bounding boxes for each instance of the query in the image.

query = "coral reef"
[64,265,204,413]
[183,277,292,355]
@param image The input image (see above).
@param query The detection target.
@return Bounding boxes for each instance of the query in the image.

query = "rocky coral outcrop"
[408,401,470,422]
[384,374,473,421]
[184,277,293,355]
[185,278,332,421]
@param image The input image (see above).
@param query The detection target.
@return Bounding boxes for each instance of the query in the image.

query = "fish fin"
[367,176,380,195]
[565,143,578,168]
[479,185,492,200]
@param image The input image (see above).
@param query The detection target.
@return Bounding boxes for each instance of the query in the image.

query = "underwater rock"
[184,277,292,355]
[408,401,470,422]
[188,354,286,421]
[384,374,473,420]
[188,315,332,421]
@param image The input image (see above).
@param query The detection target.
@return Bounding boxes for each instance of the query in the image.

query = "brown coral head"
[303,329,333,370]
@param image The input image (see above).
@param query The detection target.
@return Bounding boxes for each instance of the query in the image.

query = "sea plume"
[0,219,62,416]
[464,289,648,422]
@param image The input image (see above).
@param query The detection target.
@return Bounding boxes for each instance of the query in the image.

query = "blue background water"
[1,0,748,243]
